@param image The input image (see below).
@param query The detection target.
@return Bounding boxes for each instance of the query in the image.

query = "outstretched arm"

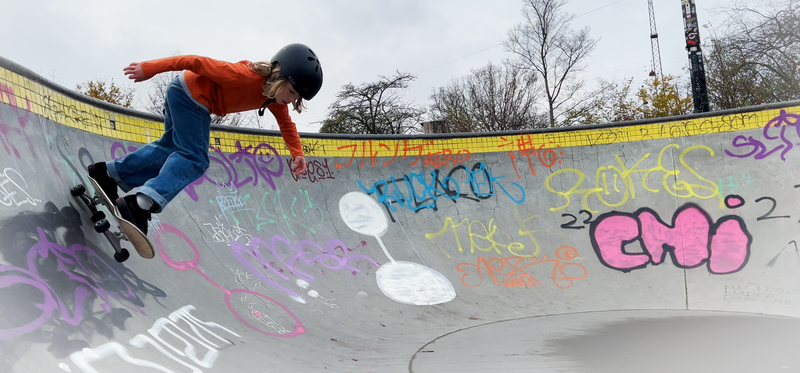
[123,62,147,82]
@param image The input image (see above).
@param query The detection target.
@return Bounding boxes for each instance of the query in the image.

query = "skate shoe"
[87,163,119,201]
[115,195,152,235]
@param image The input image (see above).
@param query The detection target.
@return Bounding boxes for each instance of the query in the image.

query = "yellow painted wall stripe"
[0,67,796,157]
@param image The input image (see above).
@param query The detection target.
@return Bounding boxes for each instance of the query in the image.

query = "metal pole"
[681,0,710,112]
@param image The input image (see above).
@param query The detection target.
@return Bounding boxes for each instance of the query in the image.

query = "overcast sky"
[3,0,733,132]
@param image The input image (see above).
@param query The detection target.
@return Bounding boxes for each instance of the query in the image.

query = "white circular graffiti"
[338,191,388,237]
[338,191,456,306]
[376,261,455,306]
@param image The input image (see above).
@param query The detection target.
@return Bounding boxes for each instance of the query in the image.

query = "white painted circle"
[338,191,388,237]
[376,261,456,306]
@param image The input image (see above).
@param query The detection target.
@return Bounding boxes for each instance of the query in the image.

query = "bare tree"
[429,61,545,132]
[704,36,773,109]
[562,78,642,125]
[141,72,176,116]
[706,0,800,106]
[504,0,598,127]
[320,72,424,134]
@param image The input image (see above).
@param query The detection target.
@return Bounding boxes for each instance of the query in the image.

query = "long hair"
[249,61,305,113]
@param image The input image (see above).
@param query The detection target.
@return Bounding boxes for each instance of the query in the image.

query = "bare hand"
[123,62,146,82]
[292,155,307,175]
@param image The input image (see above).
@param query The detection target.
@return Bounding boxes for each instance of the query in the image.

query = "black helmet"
[271,43,323,100]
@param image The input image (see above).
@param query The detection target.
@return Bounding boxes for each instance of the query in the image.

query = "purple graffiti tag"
[155,224,305,338]
[231,235,380,298]
[27,228,144,317]
[229,141,284,189]
[590,204,751,274]
[0,266,58,339]
[184,142,285,201]
[0,228,144,340]
[110,142,140,160]
[107,140,287,201]
[726,110,800,160]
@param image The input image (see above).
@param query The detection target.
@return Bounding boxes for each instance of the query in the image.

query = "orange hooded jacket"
[140,55,304,158]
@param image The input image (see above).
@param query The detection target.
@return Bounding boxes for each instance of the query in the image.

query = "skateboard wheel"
[114,249,130,263]
[71,185,86,197]
[91,211,106,222]
[94,219,111,233]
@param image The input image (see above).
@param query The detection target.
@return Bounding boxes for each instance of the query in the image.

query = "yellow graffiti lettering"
[545,144,719,213]
[514,211,542,258]
[424,216,539,258]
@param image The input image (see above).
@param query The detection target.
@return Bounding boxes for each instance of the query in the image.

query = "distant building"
[422,120,449,134]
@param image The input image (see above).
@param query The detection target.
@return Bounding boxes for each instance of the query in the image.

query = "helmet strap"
[257,98,276,116]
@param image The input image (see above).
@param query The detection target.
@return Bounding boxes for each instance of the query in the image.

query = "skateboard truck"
[71,184,131,262]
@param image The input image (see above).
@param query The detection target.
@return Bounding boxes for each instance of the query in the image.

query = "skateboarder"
[88,43,323,235]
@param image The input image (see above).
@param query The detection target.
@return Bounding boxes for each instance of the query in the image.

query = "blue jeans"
[107,77,210,213]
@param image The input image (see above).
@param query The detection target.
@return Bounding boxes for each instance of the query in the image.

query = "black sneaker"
[115,195,151,235]
[87,163,119,201]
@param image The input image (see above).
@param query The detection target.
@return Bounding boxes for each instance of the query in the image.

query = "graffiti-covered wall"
[1,55,799,373]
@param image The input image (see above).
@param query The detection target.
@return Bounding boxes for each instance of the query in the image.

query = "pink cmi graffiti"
[589,203,751,274]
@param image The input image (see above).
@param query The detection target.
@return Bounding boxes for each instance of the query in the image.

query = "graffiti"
[184,141,284,201]
[155,224,305,338]
[359,162,525,215]
[589,203,752,274]
[723,284,795,304]
[307,290,338,310]
[0,202,164,355]
[0,167,41,207]
[55,136,93,187]
[585,128,625,145]
[422,148,471,169]
[211,182,251,219]
[425,215,541,258]
[499,135,563,179]
[110,141,140,160]
[286,139,325,156]
[725,109,800,161]
[334,140,470,169]
[287,157,335,183]
[203,215,253,247]
[231,268,265,290]
[560,210,595,230]
[767,240,800,267]
[0,227,157,340]
[754,196,791,220]
[230,234,380,300]
[65,305,238,373]
[236,293,293,334]
[545,144,718,213]
[206,183,324,239]
[0,84,24,159]
[718,173,751,198]
[455,246,587,289]
[254,188,325,237]
[42,94,106,130]
[0,83,39,159]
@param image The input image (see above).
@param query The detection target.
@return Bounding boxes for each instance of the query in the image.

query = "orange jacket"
[141,55,304,158]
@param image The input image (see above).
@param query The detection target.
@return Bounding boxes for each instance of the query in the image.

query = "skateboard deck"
[71,176,155,262]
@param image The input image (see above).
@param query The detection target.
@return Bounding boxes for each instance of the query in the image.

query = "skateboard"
[70,176,155,263]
